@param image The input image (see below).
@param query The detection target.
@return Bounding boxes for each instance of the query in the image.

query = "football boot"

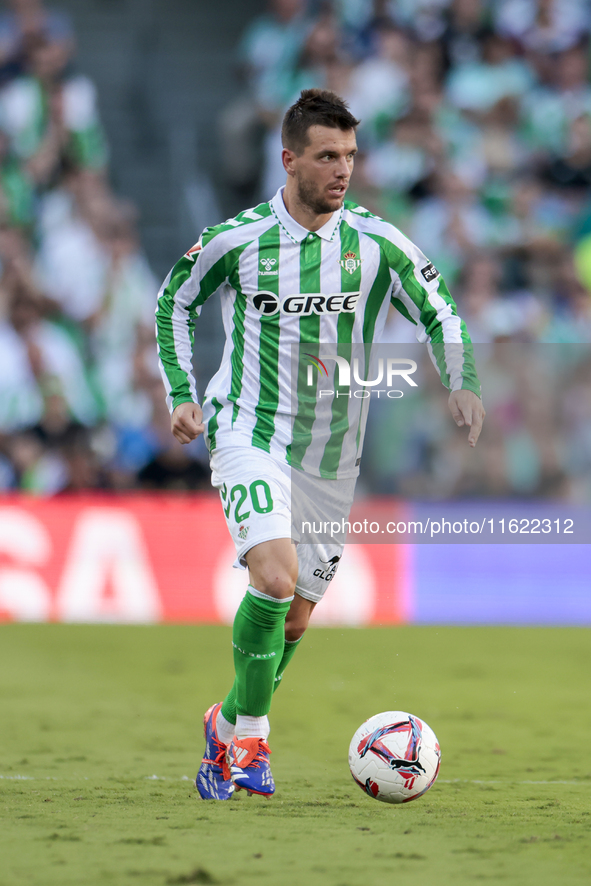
[226,736,275,796]
[195,703,234,800]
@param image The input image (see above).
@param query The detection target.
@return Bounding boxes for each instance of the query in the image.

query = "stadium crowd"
[0,0,590,501]
[0,0,211,494]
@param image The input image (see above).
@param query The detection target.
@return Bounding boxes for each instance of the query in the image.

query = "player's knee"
[252,567,297,600]
[284,597,315,641]
[284,617,307,642]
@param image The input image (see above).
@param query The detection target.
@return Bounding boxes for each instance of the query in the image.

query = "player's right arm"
[171,401,205,443]
[155,231,228,434]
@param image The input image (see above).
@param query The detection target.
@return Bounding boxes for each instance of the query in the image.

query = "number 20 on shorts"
[221,480,274,523]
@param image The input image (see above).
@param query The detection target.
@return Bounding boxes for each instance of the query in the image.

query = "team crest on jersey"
[339,251,362,275]
[238,524,249,540]
[260,257,278,276]
[184,236,203,261]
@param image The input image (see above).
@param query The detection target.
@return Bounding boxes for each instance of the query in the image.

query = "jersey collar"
[271,186,343,243]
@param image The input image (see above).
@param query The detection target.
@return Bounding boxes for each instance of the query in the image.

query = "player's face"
[288,125,357,215]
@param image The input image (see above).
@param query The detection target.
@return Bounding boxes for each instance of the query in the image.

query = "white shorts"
[209,446,355,604]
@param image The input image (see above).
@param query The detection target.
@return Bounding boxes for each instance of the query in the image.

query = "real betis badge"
[238,525,249,540]
[339,251,362,274]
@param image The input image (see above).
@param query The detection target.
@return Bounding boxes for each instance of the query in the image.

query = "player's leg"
[199,449,351,798]
[223,544,343,718]
[224,537,297,795]
[222,591,317,713]
[230,538,298,728]
[269,466,355,692]
[197,449,295,799]
[273,593,316,690]
[215,545,342,797]
[284,592,316,641]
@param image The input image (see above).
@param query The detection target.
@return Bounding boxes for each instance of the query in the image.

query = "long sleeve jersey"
[156,187,480,479]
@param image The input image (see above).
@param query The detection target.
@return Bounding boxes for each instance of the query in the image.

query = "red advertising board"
[0,495,411,626]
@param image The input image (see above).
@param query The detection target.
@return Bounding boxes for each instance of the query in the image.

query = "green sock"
[221,636,302,724]
[273,638,302,692]
[221,679,238,725]
[221,587,291,720]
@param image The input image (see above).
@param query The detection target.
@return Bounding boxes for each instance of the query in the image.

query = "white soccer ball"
[348,711,441,804]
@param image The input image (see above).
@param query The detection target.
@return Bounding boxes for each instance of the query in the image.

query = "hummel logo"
[233,747,249,765]
[260,257,278,275]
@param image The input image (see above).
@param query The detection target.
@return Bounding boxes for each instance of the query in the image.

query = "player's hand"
[171,401,205,444]
[448,390,485,448]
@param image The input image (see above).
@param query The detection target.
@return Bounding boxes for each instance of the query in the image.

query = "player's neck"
[282,182,334,233]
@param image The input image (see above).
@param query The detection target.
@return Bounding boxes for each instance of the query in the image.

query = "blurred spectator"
[446,30,534,114]
[0,313,43,432]
[0,32,107,183]
[7,286,98,425]
[440,0,489,70]
[239,0,310,108]
[393,0,451,43]
[362,110,442,194]
[88,199,160,427]
[520,44,591,155]
[541,255,591,341]
[0,0,73,86]
[0,127,35,227]
[218,0,310,206]
[541,112,591,191]
[346,22,411,135]
[34,169,110,323]
[408,167,495,280]
[455,251,545,340]
[493,0,591,54]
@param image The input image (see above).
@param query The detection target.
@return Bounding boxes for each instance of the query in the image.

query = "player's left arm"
[413,270,485,447]
[448,389,485,448]
[384,232,484,445]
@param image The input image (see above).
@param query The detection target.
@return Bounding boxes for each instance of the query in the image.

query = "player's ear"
[282,148,297,176]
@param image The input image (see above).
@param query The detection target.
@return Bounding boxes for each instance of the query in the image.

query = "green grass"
[0,625,590,886]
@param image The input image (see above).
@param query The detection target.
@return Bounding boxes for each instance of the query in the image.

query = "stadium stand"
[0,0,590,502]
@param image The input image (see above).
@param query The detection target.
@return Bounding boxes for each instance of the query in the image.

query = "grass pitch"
[0,624,589,886]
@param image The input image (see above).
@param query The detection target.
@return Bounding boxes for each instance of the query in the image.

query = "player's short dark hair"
[281,89,360,155]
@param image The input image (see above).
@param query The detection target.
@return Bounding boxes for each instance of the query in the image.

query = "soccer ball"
[348,711,441,804]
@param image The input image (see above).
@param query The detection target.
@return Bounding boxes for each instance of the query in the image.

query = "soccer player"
[156,89,484,799]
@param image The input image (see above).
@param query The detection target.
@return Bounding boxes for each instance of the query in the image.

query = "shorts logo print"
[313,554,341,582]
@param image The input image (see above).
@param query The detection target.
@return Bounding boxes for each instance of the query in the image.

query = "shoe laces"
[213,745,231,781]
[210,733,226,757]
[205,724,231,780]
[249,739,271,769]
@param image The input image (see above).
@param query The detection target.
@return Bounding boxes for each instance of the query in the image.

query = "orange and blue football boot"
[195,703,235,800]
[226,737,275,796]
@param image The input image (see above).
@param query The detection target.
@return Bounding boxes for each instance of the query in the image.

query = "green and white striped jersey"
[156,187,480,479]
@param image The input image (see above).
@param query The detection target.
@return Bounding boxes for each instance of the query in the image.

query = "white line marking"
[439,779,588,785]
[1,775,587,786]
